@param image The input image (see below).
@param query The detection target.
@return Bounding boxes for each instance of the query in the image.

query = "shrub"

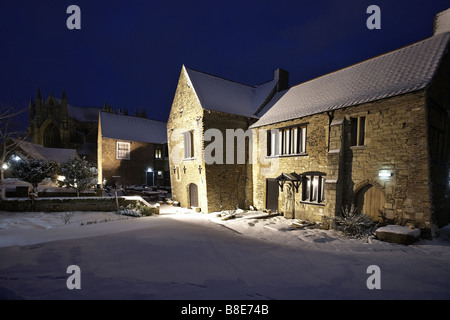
[335,204,378,239]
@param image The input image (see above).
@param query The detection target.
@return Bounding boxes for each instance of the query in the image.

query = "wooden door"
[356,185,386,221]
[266,178,279,212]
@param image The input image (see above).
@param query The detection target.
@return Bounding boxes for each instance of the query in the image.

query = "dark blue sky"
[1,0,449,129]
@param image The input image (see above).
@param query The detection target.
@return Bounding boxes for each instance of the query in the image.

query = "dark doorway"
[266,178,279,212]
[189,183,199,207]
[146,171,154,186]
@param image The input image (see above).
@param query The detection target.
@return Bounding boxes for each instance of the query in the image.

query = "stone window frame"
[183,130,195,159]
[301,172,326,205]
[116,141,130,160]
[266,124,307,157]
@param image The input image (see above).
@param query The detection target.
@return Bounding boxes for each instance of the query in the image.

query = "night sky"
[1,0,449,131]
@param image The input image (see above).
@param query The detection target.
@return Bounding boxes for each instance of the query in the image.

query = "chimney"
[274,68,289,92]
[434,8,450,35]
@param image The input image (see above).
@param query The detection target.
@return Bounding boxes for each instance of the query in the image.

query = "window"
[155,148,162,159]
[267,126,307,156]
[302,173,325,204]
[351,116,366,146]
[183,130,194,159]
[116,142,130,160]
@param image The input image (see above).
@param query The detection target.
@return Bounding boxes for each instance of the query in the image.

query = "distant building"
[27,89,100,163]
[97,111,169,188]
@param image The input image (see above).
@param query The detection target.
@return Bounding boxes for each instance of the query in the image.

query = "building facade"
[167,66,288,213]
[97,111,169,188]
[250,9,450,238]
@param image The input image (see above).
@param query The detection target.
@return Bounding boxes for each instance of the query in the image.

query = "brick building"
[167,66,288,213]
[250,9,450,237]
[97,111,169,188]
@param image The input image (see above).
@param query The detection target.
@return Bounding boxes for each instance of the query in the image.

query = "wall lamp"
[378,170,393,178]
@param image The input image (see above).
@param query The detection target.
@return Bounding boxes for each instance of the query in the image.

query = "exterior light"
[2,163,8,170]
[378,170,393,178]
[147,168,153,172]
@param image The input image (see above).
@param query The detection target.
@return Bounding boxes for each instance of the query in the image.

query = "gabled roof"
[12,139,77,163]
[99,112,167,144]
[184,66,280,118]
[251,32,450,128]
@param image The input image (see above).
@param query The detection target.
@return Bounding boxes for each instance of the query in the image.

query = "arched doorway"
[355,184,386,221]
[43,122,61,147]
[189,183,198,207]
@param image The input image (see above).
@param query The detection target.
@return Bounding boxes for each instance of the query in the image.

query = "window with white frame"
[183,130,194,159]
[302,173,325,204]
[267,125,307,157]
[116,142,130,160]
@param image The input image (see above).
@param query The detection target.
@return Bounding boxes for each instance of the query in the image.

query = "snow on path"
[1,205,449,257]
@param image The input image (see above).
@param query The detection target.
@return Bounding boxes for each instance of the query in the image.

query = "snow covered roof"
[184,66,281,118]
[251,32,450,128]
[13,139,77,163]
[99,112,167,144]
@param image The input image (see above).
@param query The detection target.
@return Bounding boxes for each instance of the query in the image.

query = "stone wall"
[426,50,450,230]
[0,196,154,212]
[252,90,434,232]
[167,67,256,213]
[252,112,329,222]
[167,67,207,211]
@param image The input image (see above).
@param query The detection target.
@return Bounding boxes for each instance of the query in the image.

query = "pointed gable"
[183,66,284,118]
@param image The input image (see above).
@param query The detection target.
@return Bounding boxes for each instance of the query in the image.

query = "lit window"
[155,148,162,159]
[116,142,130,160]
[267,126,306,156]
[302,173,325,204]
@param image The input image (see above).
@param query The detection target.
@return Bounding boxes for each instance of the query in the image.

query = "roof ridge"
[290,33,449,91]
[185,66,258,89]
[100,111,167,124]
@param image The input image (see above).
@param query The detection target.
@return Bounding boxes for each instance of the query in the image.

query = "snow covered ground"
[0,205,449,300]
[1,204,450,258]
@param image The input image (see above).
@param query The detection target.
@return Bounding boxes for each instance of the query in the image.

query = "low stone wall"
[0,196,157,213]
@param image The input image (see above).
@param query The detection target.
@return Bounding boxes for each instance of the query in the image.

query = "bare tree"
[0,105,27,184]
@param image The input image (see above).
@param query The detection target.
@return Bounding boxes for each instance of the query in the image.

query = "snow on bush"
[335,204,378,239]
[61,156,94,196]
[11,159,58,193]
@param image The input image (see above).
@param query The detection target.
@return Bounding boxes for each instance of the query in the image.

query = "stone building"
[250,8,450,238]
[97,111,169,188]
[27,89,101,163]
[167,66,288,213]
[167,9,450,238]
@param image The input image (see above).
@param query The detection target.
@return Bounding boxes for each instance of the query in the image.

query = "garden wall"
[0,196,158,213]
